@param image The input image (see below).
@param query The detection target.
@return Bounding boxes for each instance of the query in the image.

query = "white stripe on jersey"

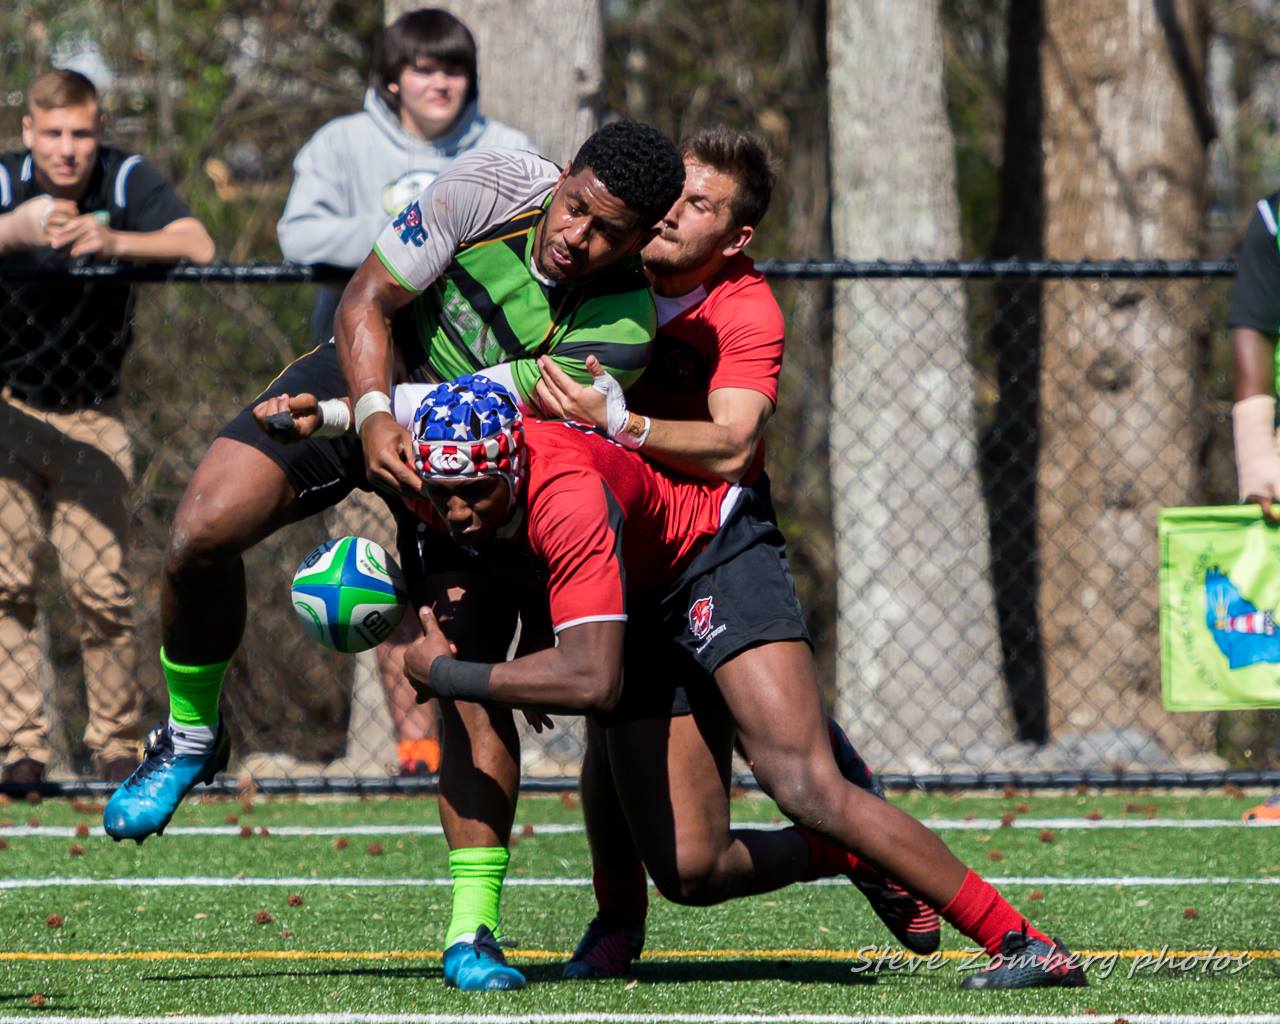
[115,154,142,208]
[0,164,10,207]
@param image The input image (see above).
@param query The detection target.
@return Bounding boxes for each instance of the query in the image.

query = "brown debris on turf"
[69,844,84,857]
[1028,890,1045,901]
[0,838,8,851]
[75,822,90,838]
[1183,907,1199,919]
[1015,803,1030,813]
[224,813,239,825]
[366,843,384,856]
[999,812,1016,827]
[1073,783,1088,795]
[1223,784,1245,799]
[239,826,253,839]
[25,791,41,806]
[987,850,1004,861]
[27,818,39,828]
[560,792,578,809]
[1002,784,1018,799]
[1125,803,1158,815]
[333,837,349,850]
[0,794,9,807]
[45,914,62,928]
[255,910,273,925]
[521,823,535,838]
[281,930,295,938]
[27,994,46,1008]
[1084,810,1104,821]
[287,894,304,907]
[1040,830,1056,843]
[257,826,270,837]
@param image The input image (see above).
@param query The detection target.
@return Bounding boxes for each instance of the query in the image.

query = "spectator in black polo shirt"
[1227,187,1280,824]
[0,69,214,787]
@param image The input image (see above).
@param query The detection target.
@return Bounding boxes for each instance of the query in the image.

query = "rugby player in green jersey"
[103,122,684,854]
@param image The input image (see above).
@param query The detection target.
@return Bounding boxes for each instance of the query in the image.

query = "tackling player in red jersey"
[394,375,1086,992]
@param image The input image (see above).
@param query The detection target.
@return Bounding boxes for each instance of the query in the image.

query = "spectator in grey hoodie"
[277,8,532,777]
[278,8,532,342]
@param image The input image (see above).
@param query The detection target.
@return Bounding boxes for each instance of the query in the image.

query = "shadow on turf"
[142,961,874,987]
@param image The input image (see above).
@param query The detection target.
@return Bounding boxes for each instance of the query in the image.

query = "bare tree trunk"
[828,0,1008,771]
[985,0,1047,743]
[1039,0,1214,762]
[385,0,603,163]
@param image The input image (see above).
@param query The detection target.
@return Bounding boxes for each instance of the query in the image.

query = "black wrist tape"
[429,656,492,701]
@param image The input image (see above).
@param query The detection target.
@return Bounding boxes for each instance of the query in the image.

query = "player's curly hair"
[569,120,684,227]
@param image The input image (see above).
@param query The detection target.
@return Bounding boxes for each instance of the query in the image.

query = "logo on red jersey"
[689,595,716,639]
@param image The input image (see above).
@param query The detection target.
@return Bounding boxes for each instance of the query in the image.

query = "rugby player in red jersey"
[534,127,942,977]
[395,377,1085,991]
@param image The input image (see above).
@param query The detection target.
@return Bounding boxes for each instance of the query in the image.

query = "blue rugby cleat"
[442,925,526,990]
[103,722,229,843]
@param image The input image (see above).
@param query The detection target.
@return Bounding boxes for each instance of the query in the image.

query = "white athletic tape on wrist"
[314,398,352,437]
[353,391,393,436]
[592,370,631,437]
[1232,394,1280,501]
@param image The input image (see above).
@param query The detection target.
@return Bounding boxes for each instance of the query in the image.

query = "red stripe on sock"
[591,861,648,923]
[940,869,1049,955]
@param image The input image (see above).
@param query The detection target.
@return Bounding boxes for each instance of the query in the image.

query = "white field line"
[2,874,1278,891]
[2,817,1273,839]
[2,1014,1280,1024]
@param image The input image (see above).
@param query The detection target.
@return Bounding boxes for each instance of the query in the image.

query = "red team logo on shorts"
[688,595,715,639]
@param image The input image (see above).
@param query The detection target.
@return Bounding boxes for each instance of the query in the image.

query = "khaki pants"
[0,390,140,768]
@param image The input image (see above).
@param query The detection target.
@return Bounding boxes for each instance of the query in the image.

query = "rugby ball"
[291,536,408,653]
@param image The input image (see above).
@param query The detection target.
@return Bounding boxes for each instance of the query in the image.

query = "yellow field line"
[2,947,1277,963]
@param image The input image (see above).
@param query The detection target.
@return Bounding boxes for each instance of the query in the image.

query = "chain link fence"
[2,260,1277,794]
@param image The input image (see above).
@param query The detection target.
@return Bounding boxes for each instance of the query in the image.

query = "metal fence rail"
[2,259,1276,796]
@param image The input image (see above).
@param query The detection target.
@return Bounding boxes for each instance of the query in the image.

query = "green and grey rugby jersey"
[372,147,655,407]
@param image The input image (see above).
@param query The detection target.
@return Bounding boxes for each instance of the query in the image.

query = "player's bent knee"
[755,762,832,832]
[648,861,720,907]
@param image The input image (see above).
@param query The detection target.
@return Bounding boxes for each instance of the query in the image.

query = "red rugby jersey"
[410,419,736,632]
[624,253,784,483]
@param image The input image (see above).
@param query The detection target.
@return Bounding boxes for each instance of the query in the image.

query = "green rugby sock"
[160,647,228,728]
[445,846,510,946]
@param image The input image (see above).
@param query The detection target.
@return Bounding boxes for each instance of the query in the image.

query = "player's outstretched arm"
[403,607,625,715]
[1232,325,1280,521]
[252,392,355,442]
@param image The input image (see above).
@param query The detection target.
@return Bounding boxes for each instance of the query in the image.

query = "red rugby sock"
[940,869,1050,954]
[592,861,648,923]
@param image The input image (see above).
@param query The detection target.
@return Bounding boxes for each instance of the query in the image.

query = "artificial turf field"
[0,788,1276,1022]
